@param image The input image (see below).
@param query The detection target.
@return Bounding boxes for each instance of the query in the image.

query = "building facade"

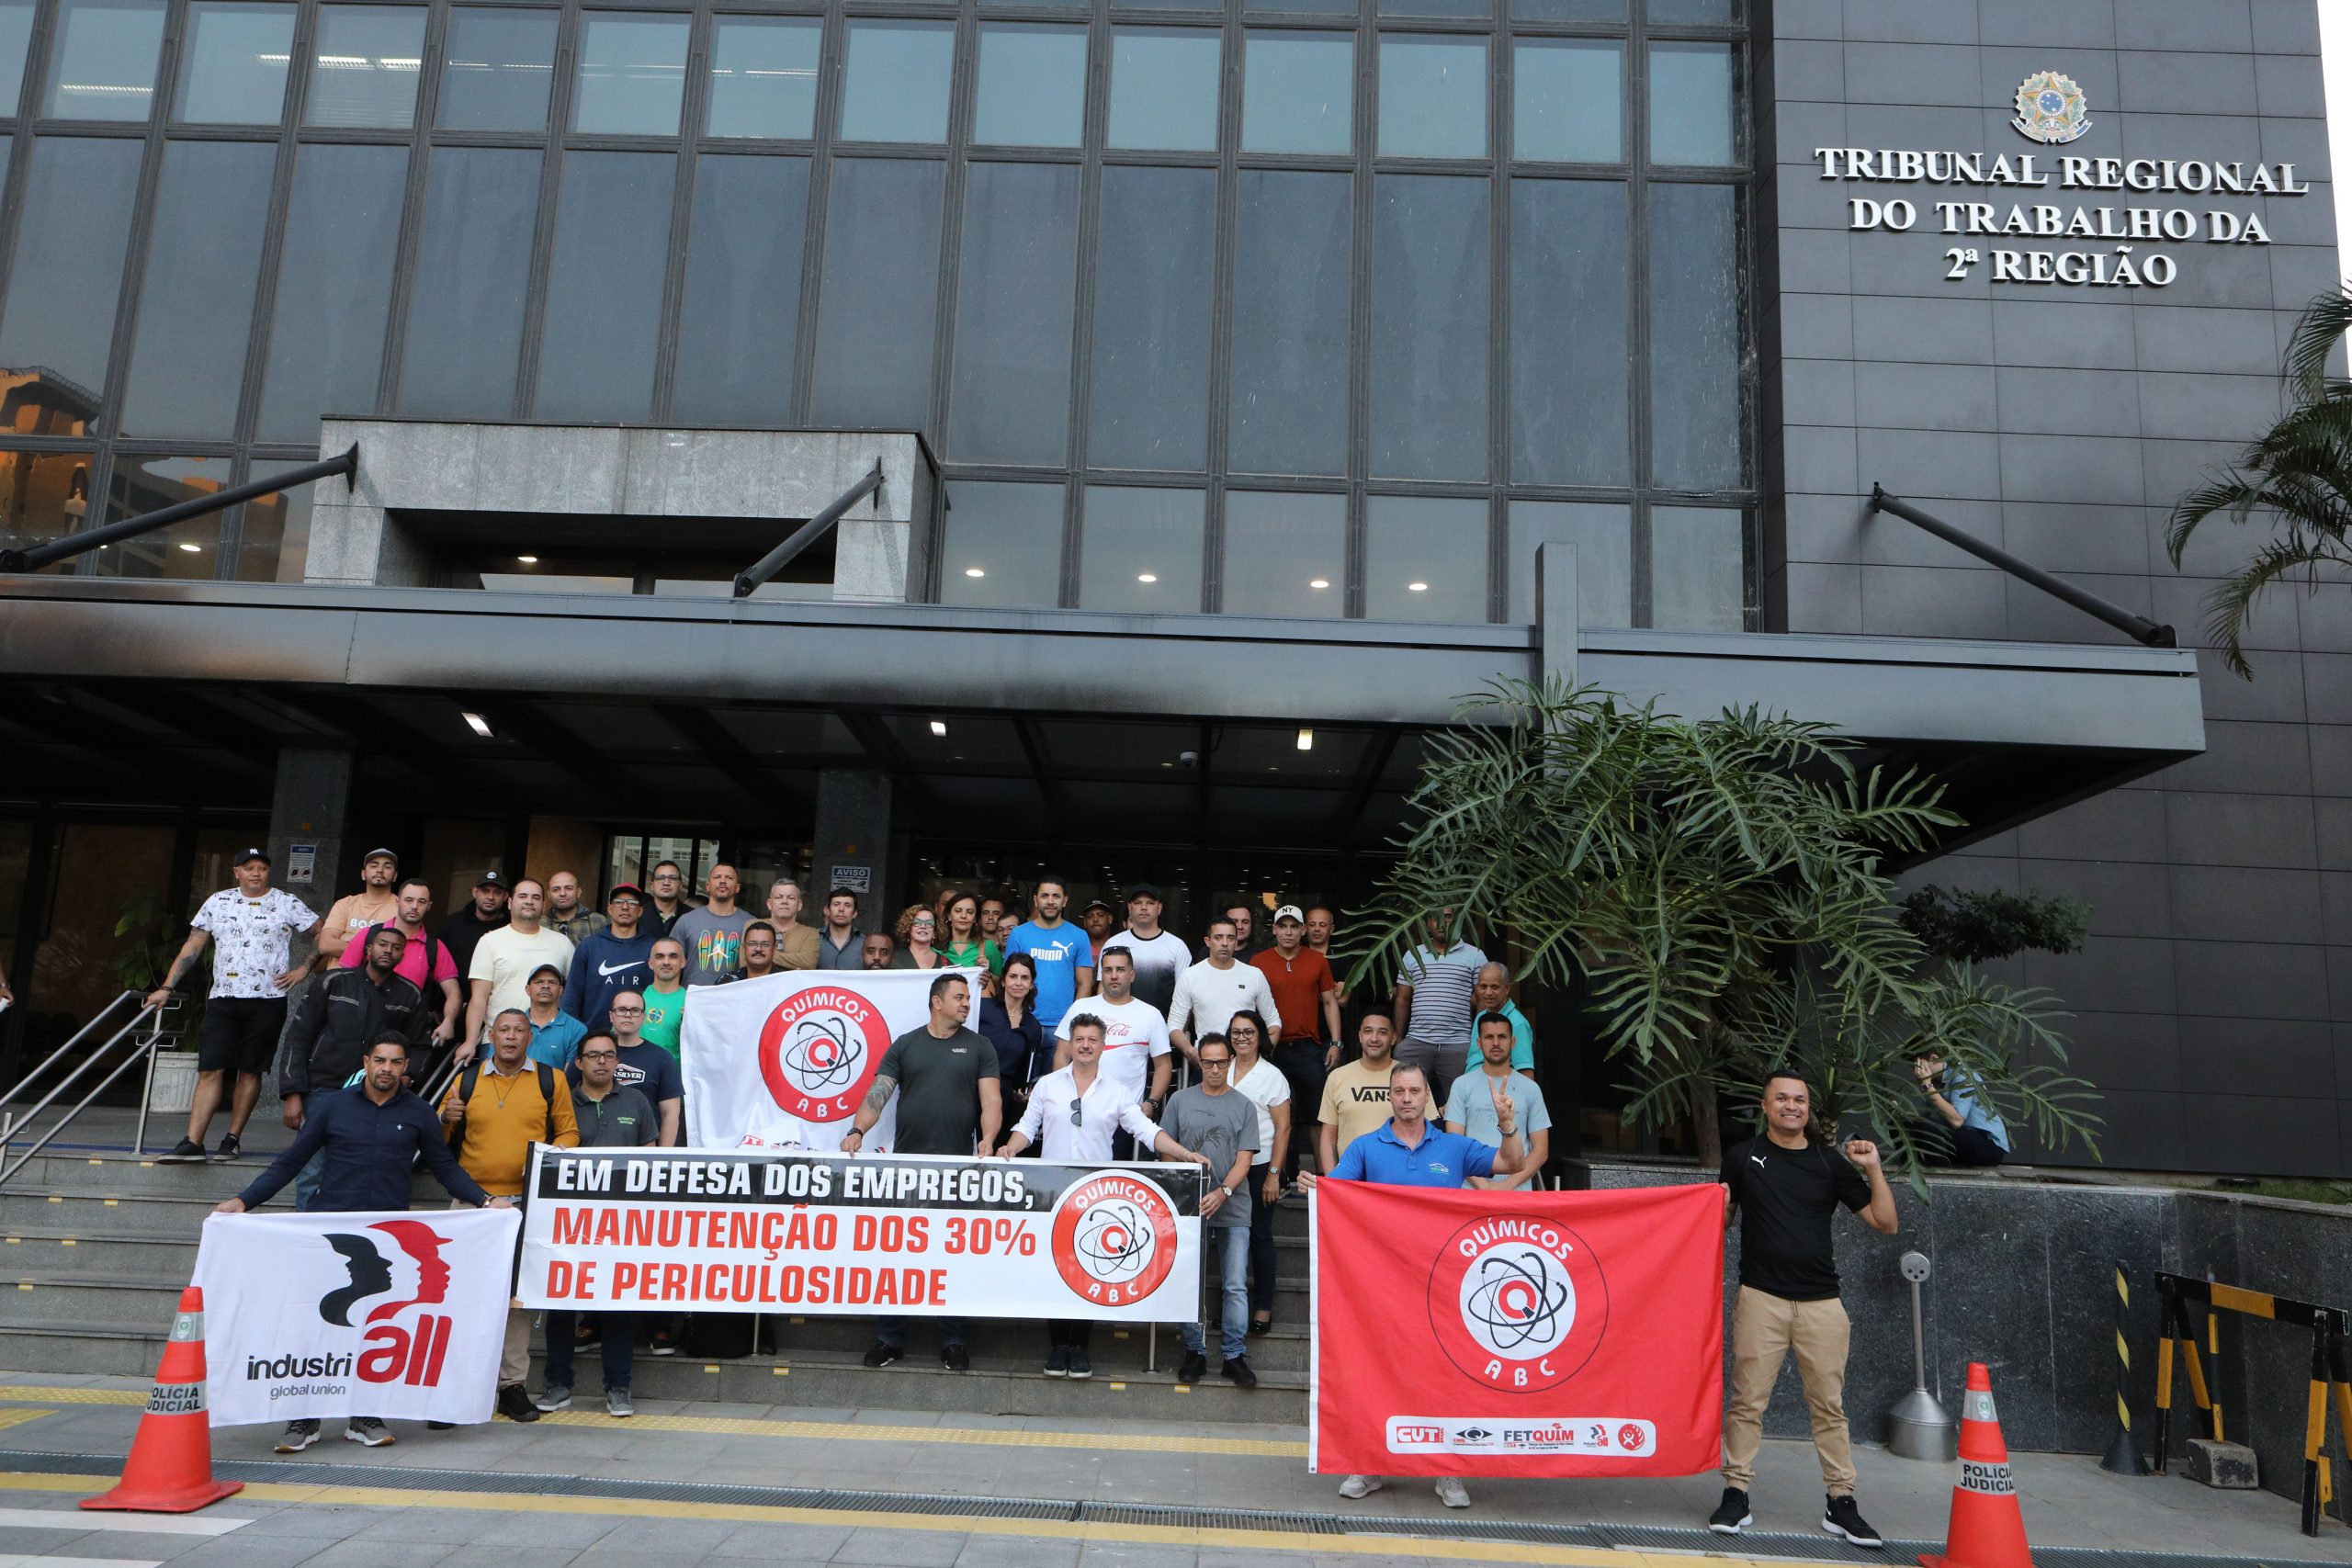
[0,0,2334,1175]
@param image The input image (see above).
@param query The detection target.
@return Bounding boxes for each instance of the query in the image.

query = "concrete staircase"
[0,1148,1312,1423]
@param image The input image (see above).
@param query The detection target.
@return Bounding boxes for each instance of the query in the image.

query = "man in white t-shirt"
[1099,883,1191,1019]
[462,878,574,1059]
[1054,947,1172,1128]
[1167,919,1280,1070]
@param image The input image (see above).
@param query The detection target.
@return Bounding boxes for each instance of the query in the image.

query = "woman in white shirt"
[1224,1010,1289,1337]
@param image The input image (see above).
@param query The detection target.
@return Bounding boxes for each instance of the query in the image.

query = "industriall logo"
[243,1219,458,1389]
[1048,1171,1178,1307]
[758,987,890,1121]
[1427,1214,1609,1392]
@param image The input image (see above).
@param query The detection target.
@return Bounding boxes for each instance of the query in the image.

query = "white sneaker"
[1434,1476,1471,1509]
[1338,1474,1383,1499]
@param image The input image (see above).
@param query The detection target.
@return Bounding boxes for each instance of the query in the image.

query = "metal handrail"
[0,990,166,1188]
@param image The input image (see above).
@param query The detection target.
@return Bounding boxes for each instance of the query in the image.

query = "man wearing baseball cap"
[314,849,401,970]
[149,848,321,1163]
[438,871,511,976]
[1251,906,1342,1183]
[1099,884,1189,1019]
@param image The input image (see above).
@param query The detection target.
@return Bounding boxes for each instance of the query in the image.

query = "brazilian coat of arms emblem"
[2011,71,2091,144]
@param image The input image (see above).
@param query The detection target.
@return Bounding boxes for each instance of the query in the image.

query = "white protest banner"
[192,1207,521,1427]
[682,967,982,1151]
[517,1146,1202,1322]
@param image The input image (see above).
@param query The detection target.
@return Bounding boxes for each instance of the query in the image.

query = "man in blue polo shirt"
[1304,1060,1525,1511]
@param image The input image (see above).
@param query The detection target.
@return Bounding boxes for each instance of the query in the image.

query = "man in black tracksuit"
[273,924,434,1209]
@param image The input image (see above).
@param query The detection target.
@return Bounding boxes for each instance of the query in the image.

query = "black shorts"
[198,996,288,1076]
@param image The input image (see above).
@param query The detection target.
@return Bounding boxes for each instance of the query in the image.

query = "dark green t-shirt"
[876,1025,1001,1156]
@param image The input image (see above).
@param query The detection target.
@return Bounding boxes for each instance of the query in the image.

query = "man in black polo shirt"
[842,973,1001,1371]
[1709,1071,1897,1550]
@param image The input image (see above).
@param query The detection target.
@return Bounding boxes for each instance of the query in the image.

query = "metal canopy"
[0,576,2203,859]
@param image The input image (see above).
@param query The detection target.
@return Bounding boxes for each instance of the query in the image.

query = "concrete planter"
[146,1051,198,1115]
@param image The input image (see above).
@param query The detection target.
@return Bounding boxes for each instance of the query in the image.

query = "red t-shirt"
[1250,947,1337,1043]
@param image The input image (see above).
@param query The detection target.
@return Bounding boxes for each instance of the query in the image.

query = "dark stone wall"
[1760,0,2350,1176]
[1579,1161,2352,1508]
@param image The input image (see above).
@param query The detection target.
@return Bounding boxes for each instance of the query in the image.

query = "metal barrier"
[2153,1270,2352,1536]
[0,990,169,1185]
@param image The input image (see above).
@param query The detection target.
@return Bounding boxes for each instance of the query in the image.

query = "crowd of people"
[141,846,1980,1543]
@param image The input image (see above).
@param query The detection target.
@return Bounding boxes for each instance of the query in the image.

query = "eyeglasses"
[609,1005,644,1015]
[581,1052,617,1062]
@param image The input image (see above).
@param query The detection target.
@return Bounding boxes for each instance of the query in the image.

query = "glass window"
[236,459,317,582]
[1242,33,1351,155]
[120,141,276,438]
[1651,506,1744,630]
[1364,495,1486,622]
[0,136,145,420]
[672,154,807,425]
[1108,29,1218,152]
[1246,0,1353,15]
[0,453,94,559]
[1510,178,1627,484]
[1514,0,1621,15]
[1515,39,1620,163]
[536,152,673,422]
[45,0,165,120]
[436,9,555,132]
[840,21,953,143]
[1090,165,1214,472]
[1223,491,1343,617]
[1229,170,1349,476]
[573,14,687,135]
[1649,181,1740,489]
[939,480,1063,608]
[1080,487,1204,613]
[306,6,424,129]
[0,2,33,118]
[809,157,944,429]
[707,17,818,140]
[1649,42,1736,166]
[398,146,541,418]
[1370,175,1488,481]
[175,2,293,123]
[1649,0,1732,20]
[1382,0,1488,18]
[1507,501,1630,626]
[257,145,405,442]
[949,163,1078,467]
[95,455,232,579]
[974,26,1085,147]
[1377,36,1485,158]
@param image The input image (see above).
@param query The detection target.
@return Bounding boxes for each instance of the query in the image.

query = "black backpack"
[362,922,450,1010]
[446,1060,560,1157]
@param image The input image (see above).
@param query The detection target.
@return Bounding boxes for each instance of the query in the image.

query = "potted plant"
[113,895,198,1114]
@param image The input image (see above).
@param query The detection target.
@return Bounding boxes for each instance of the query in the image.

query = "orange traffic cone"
[82,1287,243,1514]
[1920,1363,2035,1568]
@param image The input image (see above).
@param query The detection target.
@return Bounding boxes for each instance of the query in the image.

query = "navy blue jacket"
[238,1088,492,1213]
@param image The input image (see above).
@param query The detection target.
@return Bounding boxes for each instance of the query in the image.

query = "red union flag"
[1310,1179,1724,1477]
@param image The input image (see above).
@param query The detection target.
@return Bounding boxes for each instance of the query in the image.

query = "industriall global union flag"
[1309,1180,1724,1477]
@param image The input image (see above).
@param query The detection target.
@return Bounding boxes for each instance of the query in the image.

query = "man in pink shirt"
[340,876,459,1048]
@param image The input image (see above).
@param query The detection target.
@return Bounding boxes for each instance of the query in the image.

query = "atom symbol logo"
[1461,1247,1571,1358]
[781,1016,862,1090]
[1072,1201,1156,1280]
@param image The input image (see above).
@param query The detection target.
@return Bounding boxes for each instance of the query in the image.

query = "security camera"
[1179,750,1201,770]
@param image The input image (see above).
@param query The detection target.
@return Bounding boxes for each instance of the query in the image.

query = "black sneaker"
[1068,1349,1092,1380]
[275,1417,321,1452]
[496,1383,541,1423]
[649,1326,677,1357]
[211,1134,241,1162]
[941,1344,969,1371]
[1708,1487,1752,1534]
[157,1138,207,1165]
[1176,1350,1207,1383]
[1222,1356,1257,1388]
[1822,1494,1882,1548]
[862,1339,901,1369]
[1044,1345,1070,1377]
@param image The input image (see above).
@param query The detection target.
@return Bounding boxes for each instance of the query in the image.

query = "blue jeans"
[1182,1223,1250,1361]
[292,1088,335,1211]
[542,1310,635,1392]
[877,1315,966,1349]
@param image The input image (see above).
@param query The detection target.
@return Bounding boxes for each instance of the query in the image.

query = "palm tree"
[1342,679,2101,1178]
[2167,288,2352,679]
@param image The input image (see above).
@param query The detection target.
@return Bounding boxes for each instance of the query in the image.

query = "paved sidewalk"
[0,1372,2340,1567]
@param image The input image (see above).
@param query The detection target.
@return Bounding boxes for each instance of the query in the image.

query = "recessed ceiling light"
[1136,572,1158,583]
[1408,581,1430,592]
[1296,728,1314,751]
[460,711,493,739]
[177,542,202,553]
[1308,579,1329,590]
[929,719,948,738]
[964,566,985,578]
[516,554,538,564]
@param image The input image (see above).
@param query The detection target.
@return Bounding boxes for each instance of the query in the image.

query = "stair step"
[0,1191,290,1231]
